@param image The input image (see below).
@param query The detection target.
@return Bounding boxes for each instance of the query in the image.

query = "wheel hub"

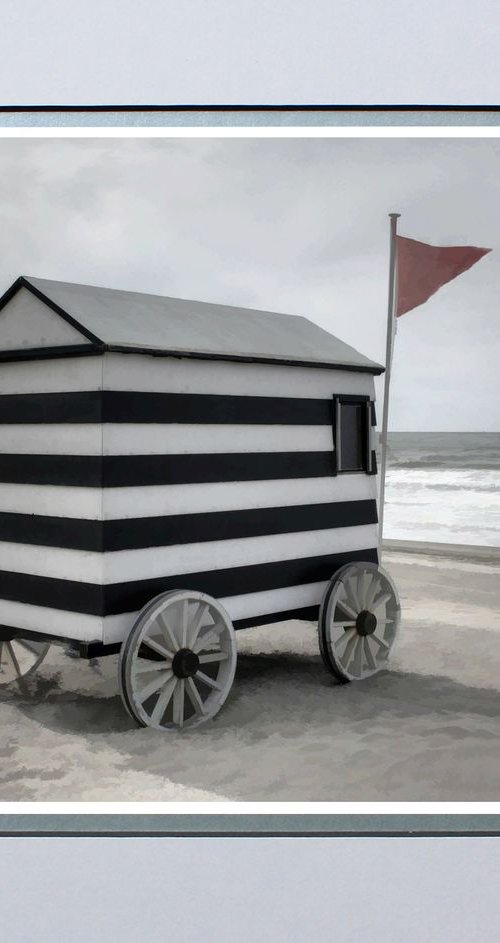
[356,610,377,636]
[172,647,200,679]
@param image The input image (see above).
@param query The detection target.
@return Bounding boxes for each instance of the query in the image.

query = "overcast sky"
[2,837,500,942]
[0,135,499,430]
[2,0,500,105]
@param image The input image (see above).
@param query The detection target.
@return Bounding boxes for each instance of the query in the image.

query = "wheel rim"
[120,590,237,730]
[0,638,50,685]
[320,562,400,681]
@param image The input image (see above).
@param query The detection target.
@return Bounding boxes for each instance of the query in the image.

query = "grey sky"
[1,837,500,941]
[2,0,500,105]
[0,136,499,430]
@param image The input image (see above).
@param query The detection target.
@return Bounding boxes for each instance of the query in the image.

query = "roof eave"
[105,343,385,374]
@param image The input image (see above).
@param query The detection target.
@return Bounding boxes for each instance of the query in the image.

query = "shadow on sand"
[5,649,500,737]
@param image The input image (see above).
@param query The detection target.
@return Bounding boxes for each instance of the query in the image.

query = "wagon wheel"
[0,637,50,686]
[119,590,237,730]
[319,561,401,682]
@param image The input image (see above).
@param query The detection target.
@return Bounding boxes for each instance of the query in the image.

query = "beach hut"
[0,276,401,729]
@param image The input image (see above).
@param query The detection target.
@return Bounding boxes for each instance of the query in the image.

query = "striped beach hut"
[0,276,401,730]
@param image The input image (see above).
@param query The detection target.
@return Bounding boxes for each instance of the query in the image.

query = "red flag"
[396,236,491,317]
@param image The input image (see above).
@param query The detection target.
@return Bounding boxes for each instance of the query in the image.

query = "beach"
[1,540,500,802]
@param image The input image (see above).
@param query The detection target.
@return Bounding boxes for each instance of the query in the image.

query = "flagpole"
[378,212,400,549]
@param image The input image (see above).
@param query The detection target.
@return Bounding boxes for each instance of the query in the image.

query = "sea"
[380,432,500,548]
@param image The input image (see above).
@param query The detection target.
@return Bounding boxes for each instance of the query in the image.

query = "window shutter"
[367,400,377,475]
[331,395,339,475]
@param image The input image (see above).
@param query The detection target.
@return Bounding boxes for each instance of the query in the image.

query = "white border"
[2,802,500,814]
[0,126,499,139]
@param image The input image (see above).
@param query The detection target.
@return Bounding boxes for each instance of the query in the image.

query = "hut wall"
[100,354,379,644]
[0,351,380,647]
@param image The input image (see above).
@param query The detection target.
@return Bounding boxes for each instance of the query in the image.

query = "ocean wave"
[388,459,500,471]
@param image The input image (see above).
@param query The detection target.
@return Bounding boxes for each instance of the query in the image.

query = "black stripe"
[0,451,335,486]
[103,391,334,424]
[0,512,103,551]
[0,392,101,424]
[0,390,333,424]
[0,547,378,616]
[0,454,102,487]
[2,105,499,112]
[0,500,378,551]
[233,605,319,631]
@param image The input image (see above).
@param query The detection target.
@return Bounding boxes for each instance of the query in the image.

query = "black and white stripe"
[0,355,379,645]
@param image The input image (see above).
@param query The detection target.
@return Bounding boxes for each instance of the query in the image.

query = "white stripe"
[0,475,376,521]
[0,599,103,643]
[0,424,103,455]
[104,474,377,520]
[0,524,378,583]
[101,582,326,644]
[0,483,102,519]
[0,543,103,582]
[103,423,331,455]
[0,356,102,394]
[104,351,376,400]
[221,581,327,622]
[0,423,332,456]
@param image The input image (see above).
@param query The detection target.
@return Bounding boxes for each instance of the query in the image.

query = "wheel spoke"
[333,627,356,650]
[0,642,3,668]
[142,636,174,660]
[156,611,180,652]
[180,600,189,647]
[352,637,363,676]
[331,621,356,628]
[6,642,23,678]
[195,669,222,691]
[336,599,358,621]
[371,591,392,612]
[343,578,361,612]
[364,575,381,610]
[185,677,206,716]
[363,637,376,671]
[136,671,173,705]
[173,678,185,727]
[372,634,390,652]
[358,570,370,609]
[134,660,172,675]
[187,601,208,649]
[198,651,228,664]
[193,625,225,653]
[149,675,177,726]
[340,631,358,669]
[15,638,43,656]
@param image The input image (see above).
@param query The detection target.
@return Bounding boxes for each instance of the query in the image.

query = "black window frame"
[332,393,377,476]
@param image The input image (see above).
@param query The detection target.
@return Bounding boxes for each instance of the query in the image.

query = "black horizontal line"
[0,831,497,837]
[0,454,102,487]
[0,391,102,423]
[0,500,377,551]
[0,390,337,424]
[0,547,378,616]
[0,451,336,486]
[1,104,500,112]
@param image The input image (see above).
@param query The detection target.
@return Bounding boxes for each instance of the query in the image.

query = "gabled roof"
[0,275,384,374]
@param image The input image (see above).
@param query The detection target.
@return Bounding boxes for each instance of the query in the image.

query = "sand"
[1,542,500,802]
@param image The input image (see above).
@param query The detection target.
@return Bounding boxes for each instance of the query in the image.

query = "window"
[333,396,375,474]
